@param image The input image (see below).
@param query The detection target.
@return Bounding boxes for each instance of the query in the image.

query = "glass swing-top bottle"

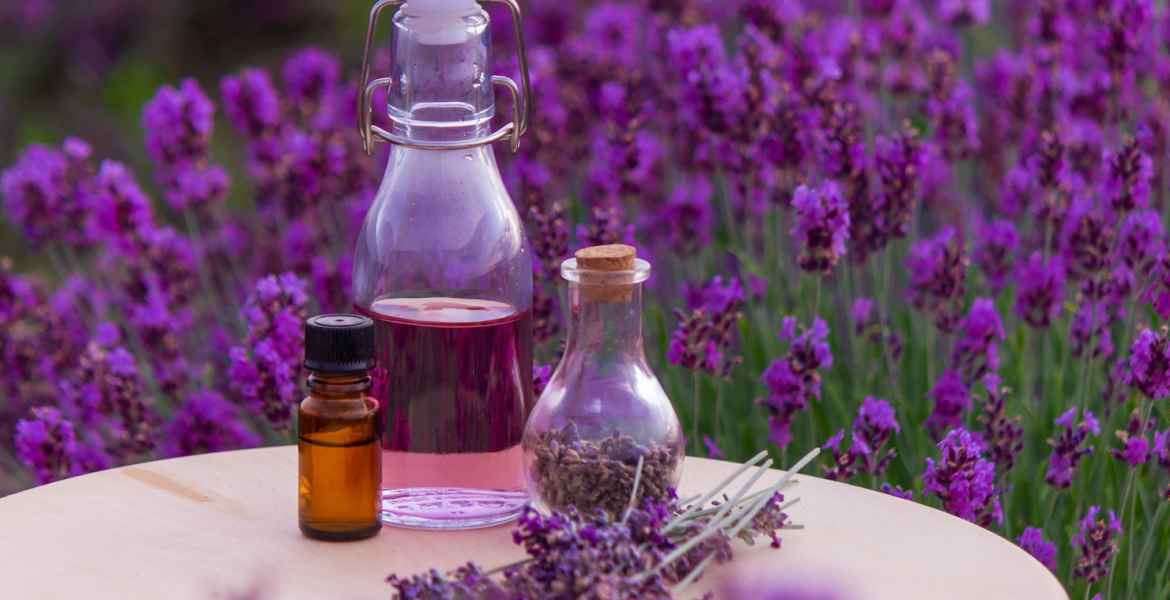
[353,0,533,530]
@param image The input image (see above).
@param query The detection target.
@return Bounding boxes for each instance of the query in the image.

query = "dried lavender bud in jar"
[527,421,681,516]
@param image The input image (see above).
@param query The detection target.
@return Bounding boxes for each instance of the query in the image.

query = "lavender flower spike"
[791,180,850,275]
[1046,408,1099,489]
[1013,252,1065,329]
[1017,527,1057,571]
[1072,506,1121,585]
[922,428,1003,527]
[926,370,971,438]
[951,298,1005,384]
[1124,326,1170,400]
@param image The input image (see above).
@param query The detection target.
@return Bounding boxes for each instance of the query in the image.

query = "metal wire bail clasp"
[357,0,532,154]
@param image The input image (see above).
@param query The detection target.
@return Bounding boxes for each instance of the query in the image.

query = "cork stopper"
[573,244,638,303]
[575,244,636,271]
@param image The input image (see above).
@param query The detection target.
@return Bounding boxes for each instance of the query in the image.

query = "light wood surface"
[0,447,1067,599]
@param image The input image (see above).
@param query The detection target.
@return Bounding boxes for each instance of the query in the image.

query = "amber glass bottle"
[298,314,381,541]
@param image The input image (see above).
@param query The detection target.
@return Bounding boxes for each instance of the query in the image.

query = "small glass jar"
[522,245,684,516]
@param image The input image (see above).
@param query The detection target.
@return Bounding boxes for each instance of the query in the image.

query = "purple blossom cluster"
[791,181,851,275]
[1072,506,1122,585]
[905,226,967,333]
[951,298,1004,384]
[975,375,1024,473]
[228,273,310,429]
[142,79,228,214]
[388,490,794,599]
[1110,409,1153,468]
[822,396,899,481]
[668,276,744,378]
[922,428,1003,528]
[925,370,971,438]
[1124,326,1170,400]
[1046,408,1100,489]
[760,317,832,450]
[1,48,368,482]
[1017,526,1057,571]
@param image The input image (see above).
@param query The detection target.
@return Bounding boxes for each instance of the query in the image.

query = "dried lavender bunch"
[527,422,680,517]
[388,448,819,600]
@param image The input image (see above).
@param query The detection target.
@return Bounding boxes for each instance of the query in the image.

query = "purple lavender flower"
[1117,209,1165,278]
[852,396,899,476]
[1155,430,1170,499]
[850,298,874,337]
[1046,408,1099,489]
[642,177,712,256]
[873,125,923,242]
[940,0,990,27]
[881,483,915,501]
[926,370,972,438]
[927,82,980,160]
[760,317,832,450]
[14,406,109,484]
[821,429,864,482]
[703,436,725,459]
[142,78,215,166]
[587,84,663,205]
[282,48,340,120]
[228,273,310,428]
[90,160,156,252]
[527,200,571,280]
[997,164,1032,218]
[163,390,261,458]
[906,226,967,332]
[668,277,744,378]
[973,219,1019,293]
[1096,0,1153,75]
[576,204,635,248]
[823,396,899,482]
[951,298,1004,384]
[1104,137,1154,213]
[666,25,748,169]
[1,139,97,247]
[220,68,281,138]
[1112,435,1150,467]
[1060,195,1114,279]
[573,3,651,72]
[922,428,1002,527]
[1124,326,1170,400]
[1013,252,1065,329]
[1070,297,1115,360]
[976,375,1023,472]
[1017,527,1057,571]
[1072,506,1122,584]
[791,180,850,274]
[310,255,352,314]
[61,340,156,455]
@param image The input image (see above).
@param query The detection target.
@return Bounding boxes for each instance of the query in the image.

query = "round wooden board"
[0,446,1066,599]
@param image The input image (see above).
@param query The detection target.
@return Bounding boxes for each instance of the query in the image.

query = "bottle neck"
[563,282,646,362]
[388,6,494,144]
[307,372,372,399]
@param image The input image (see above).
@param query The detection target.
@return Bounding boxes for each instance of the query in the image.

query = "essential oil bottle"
[298,314,381,541]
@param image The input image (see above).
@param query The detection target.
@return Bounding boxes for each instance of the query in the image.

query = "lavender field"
[2,0,1169,597]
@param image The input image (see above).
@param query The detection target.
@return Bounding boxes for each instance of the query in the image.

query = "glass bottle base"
[380,487,527,530]
[300,521,382,541]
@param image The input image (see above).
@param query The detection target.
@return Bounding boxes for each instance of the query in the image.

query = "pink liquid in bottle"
[359,297,533,529]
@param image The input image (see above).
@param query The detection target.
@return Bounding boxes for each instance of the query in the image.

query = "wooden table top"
[0,446,1066,599]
